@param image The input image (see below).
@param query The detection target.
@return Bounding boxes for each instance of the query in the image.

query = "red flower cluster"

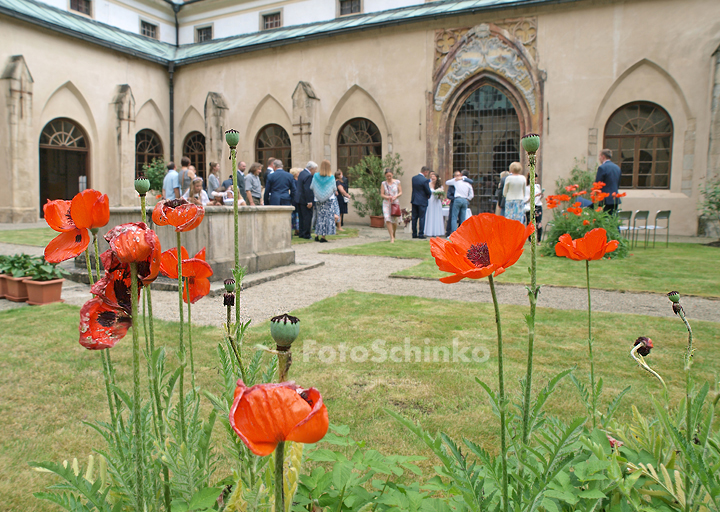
[555,228,618,261]
[592,181,605,191]
[590,189,610,203]
[572,190,587,197]
[565,184,578,192]
[160,247,213,303]
[567,202,583,215]
[80,222,161,350]
[612,192,627,198]
[44,189,110,263]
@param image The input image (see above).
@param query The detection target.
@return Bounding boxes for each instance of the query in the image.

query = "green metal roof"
[1,0,574,67]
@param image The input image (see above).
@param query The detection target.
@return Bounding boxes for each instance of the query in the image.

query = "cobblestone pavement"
[1,227,718,325]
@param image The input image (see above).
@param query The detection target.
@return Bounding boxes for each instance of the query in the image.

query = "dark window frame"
[70,0,91,16]
[195,25,213,42]
[339,0,362,16]
[141,20,158,39]
[336,117,382,174]
[183,131,206,182]
[603,101,673,189]
[135,129,164,179]
[262,12,282,30]
[255,124,292,169]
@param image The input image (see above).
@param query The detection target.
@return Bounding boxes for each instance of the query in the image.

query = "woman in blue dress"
[311,160,340,242]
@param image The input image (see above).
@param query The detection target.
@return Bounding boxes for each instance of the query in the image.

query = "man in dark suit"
[596,148,622,213]
[264,160,297,206]
[410,166,432,239]
[296,161,317,239]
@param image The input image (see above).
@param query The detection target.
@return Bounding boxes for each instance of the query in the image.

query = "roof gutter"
[160,0,207,47]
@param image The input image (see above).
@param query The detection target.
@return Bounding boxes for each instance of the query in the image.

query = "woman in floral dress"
[380,169,402,243]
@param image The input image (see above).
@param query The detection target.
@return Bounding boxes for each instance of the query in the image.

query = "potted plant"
[346,153,403,228]
[0,255,9,299]
[3,254,37,302]
[23,258,68,305]
[142,157,166,207]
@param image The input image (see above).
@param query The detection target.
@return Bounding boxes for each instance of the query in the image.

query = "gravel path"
[1,228,718,324]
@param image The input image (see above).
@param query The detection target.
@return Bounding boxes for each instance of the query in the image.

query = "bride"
[424,171,445,237]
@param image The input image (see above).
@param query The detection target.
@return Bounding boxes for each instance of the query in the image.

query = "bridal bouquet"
[432,189,445,200]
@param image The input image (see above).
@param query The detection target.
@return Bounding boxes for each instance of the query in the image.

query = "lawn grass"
[292,227,359,244]
[324,240,720,298]
[2,292,719,509]
[0,228,56,247]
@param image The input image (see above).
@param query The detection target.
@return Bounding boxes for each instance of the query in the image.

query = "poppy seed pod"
[667,291,680,303]
[521,133,540,154]
[672,302,684,315]
[134,177,151,196]
[224,278,236,292]
[270,313,300,349]
[634,336,653,356]
[223,292,235,307]
[225,129,240,148]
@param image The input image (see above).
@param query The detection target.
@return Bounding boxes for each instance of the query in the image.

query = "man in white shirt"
[446,170,474,234]
[162,161,180,200]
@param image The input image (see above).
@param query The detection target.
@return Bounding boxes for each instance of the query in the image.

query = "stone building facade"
[1,0,719,235]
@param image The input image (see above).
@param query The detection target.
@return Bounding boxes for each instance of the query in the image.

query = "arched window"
[183,131,206,181]
[135,129,163,178]
[337,118,382,173]
[603,102,673,189]
[39,118,89,215]
[255,124,292,169]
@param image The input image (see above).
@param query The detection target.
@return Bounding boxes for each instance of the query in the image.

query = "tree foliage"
[346,153,403,217]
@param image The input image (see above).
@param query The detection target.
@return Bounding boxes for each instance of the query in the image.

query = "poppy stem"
[230,146,245,378]
[277,348,291,382]
[521,155,538,446]
[187,280,196,389]
[92,233,101,282]
[84,248,95,286]
[586,260,597,429]
[630,345,667,393]
[275,441,285,512]
[176,231,186,441]
[676,306,694,512]
[129,262,145,512]
[488,274,509,512]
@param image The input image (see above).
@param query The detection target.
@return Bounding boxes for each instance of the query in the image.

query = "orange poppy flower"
[565,184,578,192]
[612,192,627,198]
[91,268,135,314]
[230,381,329,456]
[79,297,132,350]
[555,194,571,202]
[104,223,161,284]
[160,247,213,303]
[555,228,619,261]
[152,198,204,232]
[572,190,587,197]
[430,213,534,284]
[596,207,603,212]
[592,181,606,191]
[583,220,590,226]
[43,190,110,263]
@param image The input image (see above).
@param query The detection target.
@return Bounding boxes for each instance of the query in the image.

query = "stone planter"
[0,274,7,299]
[24,278,64,305]
[4,275,29,302]
[370,215,385,228]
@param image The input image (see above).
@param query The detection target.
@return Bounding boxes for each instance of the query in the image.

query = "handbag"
[391,203,401,217]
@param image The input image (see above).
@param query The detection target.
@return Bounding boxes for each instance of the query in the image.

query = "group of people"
[162,156,351,243]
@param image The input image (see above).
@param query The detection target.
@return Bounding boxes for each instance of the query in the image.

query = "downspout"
[168,62,175,162]
[173,3,180,48]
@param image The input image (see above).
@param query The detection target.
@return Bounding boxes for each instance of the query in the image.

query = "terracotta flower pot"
[23,278,65,306]
[370,215,385,228]
[0,274,7,299]
[4,275,29,302]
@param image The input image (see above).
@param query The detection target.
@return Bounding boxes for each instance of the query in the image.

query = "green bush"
[554,158,596,195]
[541,205,629,258]
[347,153,403,217]
[141,157,166,193]
[700,173,720,240]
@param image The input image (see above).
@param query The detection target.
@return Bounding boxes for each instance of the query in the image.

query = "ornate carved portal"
[428,21,545,213]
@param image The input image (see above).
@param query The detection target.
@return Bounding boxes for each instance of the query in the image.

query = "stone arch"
[136,99,167,156]
[40,80,98,152]
[592,59,692,127]
[178,105,204,139]
[137,99,166,129]
[244,94,292,144]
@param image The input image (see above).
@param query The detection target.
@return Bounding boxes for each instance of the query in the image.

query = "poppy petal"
[45,229,90,263]
[44,200,75,232]
[184,277,210,304]
[182,259,213,279]
[152,201,170,226]
[79,297,131,350]
[286,388,330,444]
[160,249,180,279]
[71,190,110,230]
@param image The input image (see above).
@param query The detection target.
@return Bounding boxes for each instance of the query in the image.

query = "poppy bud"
[224,278,236,292]
[667,291,680,303]
[225,129,240,148]
[270,313,300,350]
[634,336,653,356]
[135,177,151,196]
[521,133,540,155]
[223,292,235,307]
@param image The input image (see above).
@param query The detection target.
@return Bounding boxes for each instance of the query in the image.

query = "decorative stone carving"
[205,92,228,166]
[1,55,36,222]
[111,84,135,205]
[291,81,319,166]
[434,24,537,113]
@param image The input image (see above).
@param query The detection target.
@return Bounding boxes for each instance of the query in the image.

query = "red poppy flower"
[596,207,603,212]
[152,198,204,232]
[555,228,619,261]
[592,181,606,191]
[565,184,578,192]
[430,213,534,283]
[230,381,329,456]
[572,190,587,197]
[612,192,627,198]
[43,190,110,263]
[160,247,213,303]
[79,297,132,350]
[591,190,609,203]
[104,223,161,284]
[555,194,571,202]
[583,220,590,226]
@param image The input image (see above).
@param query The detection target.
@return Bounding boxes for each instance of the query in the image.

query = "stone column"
[708,51,720,181]
[205,92,228,166]
[291,82,319,167]
[111,84,136,205]
[1,55,35,222]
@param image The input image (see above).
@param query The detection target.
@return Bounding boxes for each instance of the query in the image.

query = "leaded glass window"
[337,118,382,173]
[256,124,292,169]
[135,129,163,178]
[183,132,206,181]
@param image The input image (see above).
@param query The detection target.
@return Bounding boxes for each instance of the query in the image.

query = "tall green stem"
[521,155,538,444]
[129,262,145,512]
[230,146,244,375]
[176,231,186,440]
[275,441,286,512]
[187,281,195,389]
[84,249,95,287]
[678,308,693,512]
[92,233,101,282]
[586,261,597,428]
[488,275,509,512]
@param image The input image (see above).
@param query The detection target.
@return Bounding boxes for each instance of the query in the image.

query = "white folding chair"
[632,210,650,249]
[617,210,632,239]
[646,210,671,248]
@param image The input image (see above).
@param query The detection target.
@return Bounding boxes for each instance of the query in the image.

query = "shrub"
[347,153,403,217]
[141,157,166,193]
[699,173,720,240]
[553,158,596,195]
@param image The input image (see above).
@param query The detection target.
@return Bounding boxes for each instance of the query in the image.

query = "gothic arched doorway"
[39,118,89,216]
[452,85,521,213]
